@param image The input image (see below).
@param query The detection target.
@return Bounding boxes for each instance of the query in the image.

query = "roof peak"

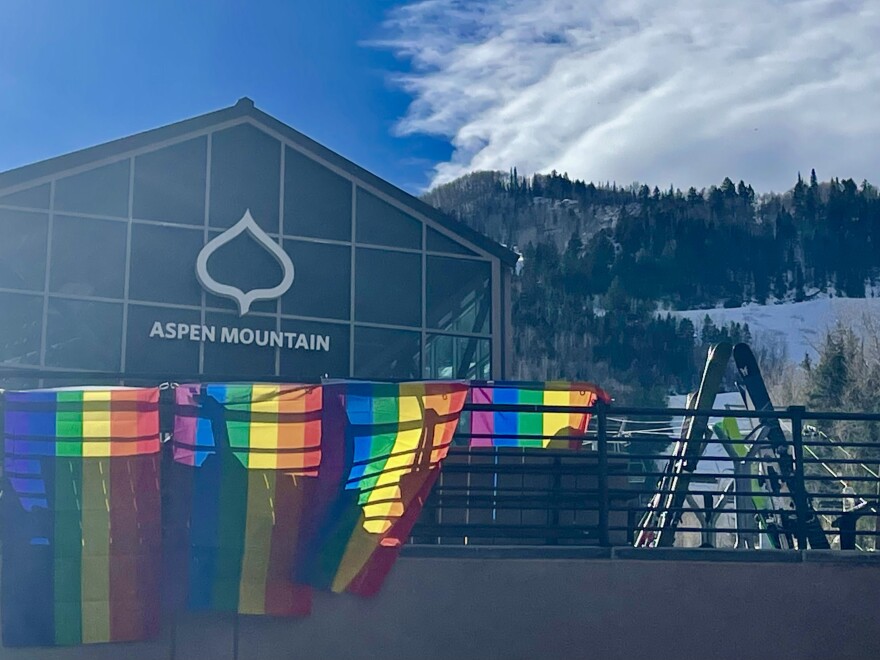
[0,98,517,266]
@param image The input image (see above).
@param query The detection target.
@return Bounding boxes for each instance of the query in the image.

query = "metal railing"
[1,367,878,552]
[412,402,880,551]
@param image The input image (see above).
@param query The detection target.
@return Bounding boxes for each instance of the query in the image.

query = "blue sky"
[0,0,449,192]
[2,0,879,194]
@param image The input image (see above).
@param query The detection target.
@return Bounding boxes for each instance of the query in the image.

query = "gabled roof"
[0,98,518,266]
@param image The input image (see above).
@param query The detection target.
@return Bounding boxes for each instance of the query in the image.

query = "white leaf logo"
[195,210,294,316]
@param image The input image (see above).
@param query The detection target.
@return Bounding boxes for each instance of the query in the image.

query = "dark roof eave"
[0,99,518,267]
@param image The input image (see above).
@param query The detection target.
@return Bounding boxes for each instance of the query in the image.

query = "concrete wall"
[2,549,879,660]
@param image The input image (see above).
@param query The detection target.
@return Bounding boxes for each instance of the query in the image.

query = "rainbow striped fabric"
[173,383,322,470]
[469,381,609,449]
[169,384,321,616]
[2,388,162,647]
[303,380,468,596]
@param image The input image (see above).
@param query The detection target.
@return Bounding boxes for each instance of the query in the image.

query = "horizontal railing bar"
[415,524,871,538]
[453,440,879,452]
[618,470,880,481]
[611,498,874,507]
[411,524,598,534]
[466,403,880,422]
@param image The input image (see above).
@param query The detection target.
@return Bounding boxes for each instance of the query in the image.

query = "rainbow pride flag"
[302,380,468,597]
[173,383,322,470]
[469,381,610,449]
[2,388,161,647]
[169,383,321,617]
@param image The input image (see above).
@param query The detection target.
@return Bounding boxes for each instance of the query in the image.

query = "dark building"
[0,98,517,383]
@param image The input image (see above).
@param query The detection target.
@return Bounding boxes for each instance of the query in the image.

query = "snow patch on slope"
[673,298,880,362]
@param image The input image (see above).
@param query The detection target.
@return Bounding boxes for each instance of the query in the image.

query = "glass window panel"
[284,146,351,241]
[281,241,350,320]
[0,209,48,291]
[49,215,127,298]
[279,319,350,381]
[125,305,201,376]
[425,334,491,379]
[202,312,277,378]
[202,229,285,314]
[424,334,454,379]
[54,160,130,218]
[133,137,207,225]
[356,188,421,249]
[354,326,421,379]
[354,248,421,327]
[45,298,123,371]
[0,183,50,210]
[209,124,280,231]
[426,256,492,334]
[0,291,43,366]
[426,227,477,256]
[478,339,492,379]
[129,224,203,306]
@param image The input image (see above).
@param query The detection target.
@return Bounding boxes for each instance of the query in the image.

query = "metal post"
[788,405,809,549]
[597,400,610,547]
[834,511,858,550]
[550,455,561,546]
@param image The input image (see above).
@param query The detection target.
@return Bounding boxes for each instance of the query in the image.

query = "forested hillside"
[424,170,880,402]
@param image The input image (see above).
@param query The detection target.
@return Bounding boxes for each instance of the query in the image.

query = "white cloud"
[377,0,880,192]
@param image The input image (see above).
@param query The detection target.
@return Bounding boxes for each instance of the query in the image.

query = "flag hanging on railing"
[468,381,610,449]
[301,380,468,597]
[172,384,322,471]
[1,388,162,647]
[168,384,321,617]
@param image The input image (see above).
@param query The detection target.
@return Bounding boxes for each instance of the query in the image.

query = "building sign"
[196,210,295,315]
[147,209,330,353]
[148,322,330,352]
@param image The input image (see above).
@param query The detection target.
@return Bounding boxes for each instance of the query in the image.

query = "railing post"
[834,511,858,550]
[550,455,561,546]
[788,405,809,549]
[597,400,610,547]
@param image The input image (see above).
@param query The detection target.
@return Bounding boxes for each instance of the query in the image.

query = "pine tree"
[603,276,629,312]
[721,177,737,198]
[700,315,718,344]
[774,271,787,300]
[794,264,805,302]
[793,172,807,219]
[808,328,848,410]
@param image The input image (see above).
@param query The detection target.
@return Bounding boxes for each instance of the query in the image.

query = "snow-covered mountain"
[672,297,880,362]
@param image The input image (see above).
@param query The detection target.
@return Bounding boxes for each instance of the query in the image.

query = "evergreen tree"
[701,315,718,344]
[603,276,629,312]
[774,272,787,301]
[793,172,807,218]
[721,177,737,198]
[808,328,849,410]
[794,264,805,302]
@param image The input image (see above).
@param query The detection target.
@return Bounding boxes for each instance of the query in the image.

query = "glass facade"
[0,116,503,382]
